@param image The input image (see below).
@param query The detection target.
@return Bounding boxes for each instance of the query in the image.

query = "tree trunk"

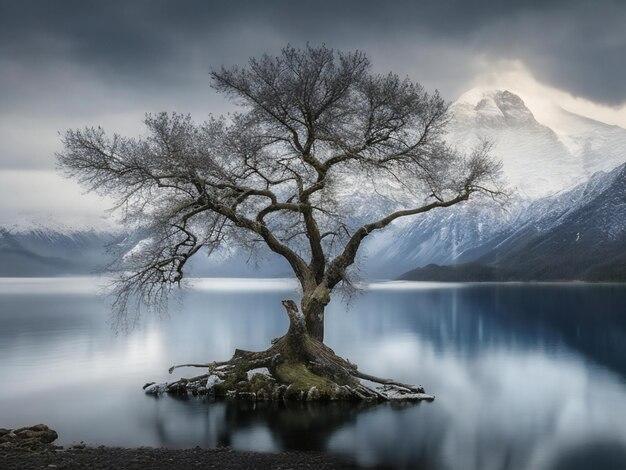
[303,301,325,342]
[301,283,331,342]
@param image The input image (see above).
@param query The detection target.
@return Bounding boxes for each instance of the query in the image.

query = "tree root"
[145,348,434,402]
[144,300,434,403]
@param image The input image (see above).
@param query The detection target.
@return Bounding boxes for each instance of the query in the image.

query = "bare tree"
[58,45,502,401]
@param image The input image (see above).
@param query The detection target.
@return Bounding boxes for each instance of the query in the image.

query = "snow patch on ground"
[246,368,271,380]
[206,375,224,388]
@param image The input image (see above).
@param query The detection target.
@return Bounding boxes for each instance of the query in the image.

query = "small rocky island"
[144,301,435,403]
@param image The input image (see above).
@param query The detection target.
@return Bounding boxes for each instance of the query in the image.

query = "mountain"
[362,89,626,278]
[4,89,624,280]
[360,202,511,278]
[398,263,507,282]
[0,227,122,276]
[400,162,626,281]
[448,89,626,199]
[0,223,294,278]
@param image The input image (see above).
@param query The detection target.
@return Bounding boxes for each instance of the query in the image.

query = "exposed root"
[354,371,425,394]
[144,299,434,403]
[168,363,221,374]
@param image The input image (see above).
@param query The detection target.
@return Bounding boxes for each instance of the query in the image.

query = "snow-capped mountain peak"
[454,89,537,128]
[447,88,626,200]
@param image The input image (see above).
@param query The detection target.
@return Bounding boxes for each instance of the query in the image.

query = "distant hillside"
[0,225,294,278]
[0,228,122,276]
[363,89,626,278]
[400,263,510,282]
[400,162,626,282]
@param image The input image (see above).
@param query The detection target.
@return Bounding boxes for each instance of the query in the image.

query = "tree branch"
[325,191,471,288]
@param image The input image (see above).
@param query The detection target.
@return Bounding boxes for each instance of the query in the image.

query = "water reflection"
[1,280,626,469]
[142,399,380,452]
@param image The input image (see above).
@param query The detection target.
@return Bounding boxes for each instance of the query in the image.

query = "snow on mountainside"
[449,89,626,199]
[0,225,122,276]
[401,162,626,281]
[1,213,119,236]
[360,202,510,279]
[495,162,626,256]
[362,89,626,277]
[551,108,626,176]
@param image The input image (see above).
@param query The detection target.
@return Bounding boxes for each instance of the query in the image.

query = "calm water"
[1,278,626,469]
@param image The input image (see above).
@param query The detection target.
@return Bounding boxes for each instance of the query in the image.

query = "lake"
[1,278,626,469]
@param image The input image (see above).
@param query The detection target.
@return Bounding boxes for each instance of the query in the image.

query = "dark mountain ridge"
[400,163,626,282]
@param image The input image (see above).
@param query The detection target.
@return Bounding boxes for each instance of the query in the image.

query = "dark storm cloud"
[0,0,625,171]
[1,0,625,104]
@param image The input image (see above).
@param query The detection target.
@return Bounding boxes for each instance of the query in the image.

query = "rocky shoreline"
[0,425,358,469]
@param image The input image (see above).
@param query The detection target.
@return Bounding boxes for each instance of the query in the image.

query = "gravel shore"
[0,423,367,469]
[1,446,359,469]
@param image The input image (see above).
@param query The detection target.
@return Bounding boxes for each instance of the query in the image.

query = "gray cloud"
[0,0,625,171]
[3,0,625,99]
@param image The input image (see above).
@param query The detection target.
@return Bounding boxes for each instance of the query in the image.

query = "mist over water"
[1,279,625,469]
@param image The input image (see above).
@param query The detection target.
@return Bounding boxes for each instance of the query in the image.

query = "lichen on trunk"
[301,283,331,342]
[144,300,434,403]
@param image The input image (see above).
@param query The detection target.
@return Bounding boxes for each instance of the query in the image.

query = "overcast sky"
[1,0,625,227]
